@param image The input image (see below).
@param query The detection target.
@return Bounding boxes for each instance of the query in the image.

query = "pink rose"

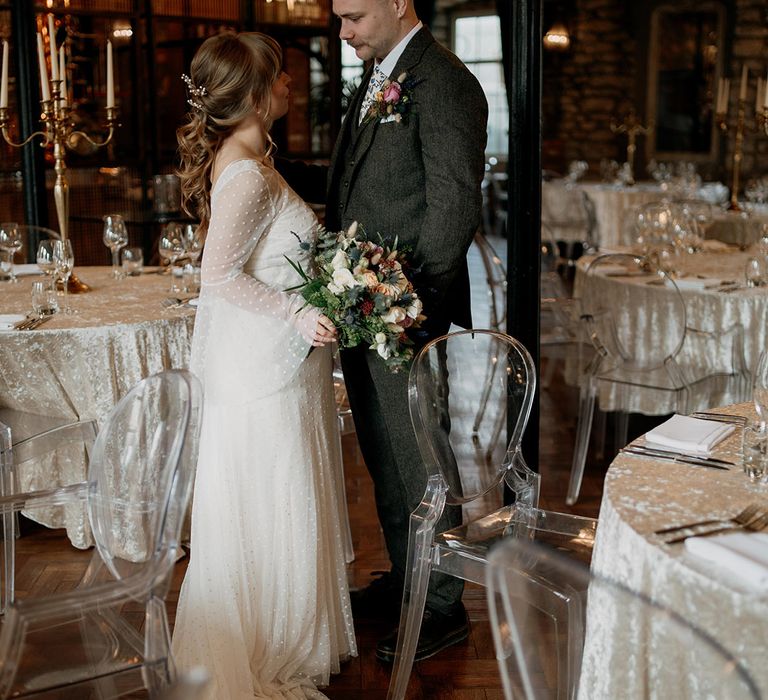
[383,82,402,104]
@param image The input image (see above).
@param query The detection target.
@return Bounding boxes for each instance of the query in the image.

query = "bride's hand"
[296,308,337,347]
[312,314,337,347]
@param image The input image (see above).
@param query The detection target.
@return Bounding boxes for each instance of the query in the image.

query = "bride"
[171,32,357,698]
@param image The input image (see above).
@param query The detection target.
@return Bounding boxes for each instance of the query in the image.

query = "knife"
[620,446,732,470]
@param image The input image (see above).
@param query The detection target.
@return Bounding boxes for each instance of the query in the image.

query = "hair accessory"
[181,73,208,111]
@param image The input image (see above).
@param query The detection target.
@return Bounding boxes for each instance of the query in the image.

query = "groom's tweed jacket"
[326,27,488,336]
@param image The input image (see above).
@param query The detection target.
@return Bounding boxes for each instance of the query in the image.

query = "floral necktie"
[358,66,388,125]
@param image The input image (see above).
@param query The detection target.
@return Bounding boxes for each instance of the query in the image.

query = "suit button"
[344,181,350,188]
[349,160,355,166]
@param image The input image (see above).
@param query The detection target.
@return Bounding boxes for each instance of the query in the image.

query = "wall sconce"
[543,21,570,51]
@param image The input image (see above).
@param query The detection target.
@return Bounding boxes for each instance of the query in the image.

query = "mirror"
[646,2,725,162]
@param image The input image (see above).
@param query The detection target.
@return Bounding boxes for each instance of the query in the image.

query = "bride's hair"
[176,32,282,229]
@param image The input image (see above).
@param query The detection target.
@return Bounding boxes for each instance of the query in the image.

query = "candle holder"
[0,83,119,292]
[716,98,757,212]
[610,109,652,187]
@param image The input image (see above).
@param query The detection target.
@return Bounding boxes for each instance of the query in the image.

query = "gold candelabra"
[610,110,652,186]
[715,96,760,212]
[0,81,118,292]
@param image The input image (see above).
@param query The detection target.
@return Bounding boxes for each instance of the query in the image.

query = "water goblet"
[742,422,768,484]
[103,214,129,279]
[36,239,57,277]
[0,222,22,283]
[159,224,185,293]
[53,239,76,314]
[31,280,58,318]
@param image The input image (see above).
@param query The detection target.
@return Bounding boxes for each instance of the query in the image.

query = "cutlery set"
[12,315,53,331]
[620,444,734,470]
[654,504,768,544]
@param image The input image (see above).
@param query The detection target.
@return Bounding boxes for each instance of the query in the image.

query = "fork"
[664,508,768,544]
[654,503,762,536]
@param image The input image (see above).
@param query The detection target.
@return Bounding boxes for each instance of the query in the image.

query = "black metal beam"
[12,0,48,236]
[505,0,542,471]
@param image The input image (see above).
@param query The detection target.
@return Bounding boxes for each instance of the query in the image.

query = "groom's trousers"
[340,344,464,615]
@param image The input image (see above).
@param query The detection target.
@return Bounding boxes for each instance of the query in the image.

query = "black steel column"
[505,0,541,471]
[12,0,47,234]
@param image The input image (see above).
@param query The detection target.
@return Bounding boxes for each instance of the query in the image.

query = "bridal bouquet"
[287,221,426,372]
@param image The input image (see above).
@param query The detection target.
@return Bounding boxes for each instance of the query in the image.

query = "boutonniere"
[366,72,418,125]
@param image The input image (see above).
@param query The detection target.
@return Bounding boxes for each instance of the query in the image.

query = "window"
[340,41,364,119]
[453,13,508,155]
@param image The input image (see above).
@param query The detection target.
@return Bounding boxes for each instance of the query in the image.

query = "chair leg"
[386,497,443,700]
[614,411,629,457]
[593,408,606,461]
[567,382,596,505]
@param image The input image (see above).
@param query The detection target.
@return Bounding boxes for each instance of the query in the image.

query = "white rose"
[327,281,344,295]
[331,249,349,271]
[381,306,407,324]
[376,343,391,360]
[374,332,387,344]
[406,298,423,319]
[332,267,357,289]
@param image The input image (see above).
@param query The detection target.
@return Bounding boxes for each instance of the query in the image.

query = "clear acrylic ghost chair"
[486,538,760,700]
[386,330,599,699]
[567,253,749,504]
[0,419,98,615]
[541,186,598,256]
[472,231,507,332]
[332,355,355,563]
[0,369,202,699]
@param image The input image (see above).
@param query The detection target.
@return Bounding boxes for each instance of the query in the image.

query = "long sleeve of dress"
[190,160,321,404]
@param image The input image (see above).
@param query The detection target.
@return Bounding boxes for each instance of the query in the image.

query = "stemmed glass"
[53,239,76,314]
[181,224,204,265]
[0,222,22,283]
[158,224,185,294]
[103,215,129,279]
[36,240,57,277]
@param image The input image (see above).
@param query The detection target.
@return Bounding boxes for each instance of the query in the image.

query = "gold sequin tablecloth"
[0,266,194,548]
[580,404,768,698]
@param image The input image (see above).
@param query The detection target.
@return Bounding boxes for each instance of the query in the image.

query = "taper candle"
[764,70,768,109]
[757,78,764,115]
[47,14,58,82]
[739,64,748,101]
[0,41,8,109]
[59,45,67,108]
[106,40,114,108]
[36,33,50,102]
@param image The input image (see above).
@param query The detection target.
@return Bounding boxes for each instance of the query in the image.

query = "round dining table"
[0,266,195,548]
[580,403,768,698]
[573,245,768,414]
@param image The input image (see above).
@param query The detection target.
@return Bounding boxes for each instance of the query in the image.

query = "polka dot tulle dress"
[172,159,357,699]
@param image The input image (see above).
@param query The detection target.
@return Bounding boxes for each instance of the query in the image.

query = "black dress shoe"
[350,570,403,620]
[375,605,469,663]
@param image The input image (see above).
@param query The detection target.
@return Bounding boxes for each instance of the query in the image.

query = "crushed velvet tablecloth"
[0,266,194,547]
[580,403,768,698]
[573,248,766,414]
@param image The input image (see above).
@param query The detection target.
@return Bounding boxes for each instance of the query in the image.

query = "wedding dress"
[172,159,357,699]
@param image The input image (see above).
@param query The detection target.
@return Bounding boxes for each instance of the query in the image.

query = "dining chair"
[333,358,355,563]
[385,330,599,700]
[567,253,749,504]
[472,230,506,332]
[0,418,98,615]
[486,537,761,699]
[0,369,202,699]
[541,185,598,257]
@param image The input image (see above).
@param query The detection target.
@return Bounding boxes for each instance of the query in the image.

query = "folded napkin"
[673,277,722,290]
[685,531,768,593]
[188,298,199,307]
[0,314,27,331]
[644,414,734,456]
[13,264,43,277]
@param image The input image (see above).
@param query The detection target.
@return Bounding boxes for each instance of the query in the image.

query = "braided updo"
[176,32,282,229]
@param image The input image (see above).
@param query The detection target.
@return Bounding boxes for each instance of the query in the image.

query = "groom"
[329,0,487,663]
[281,0,488,662]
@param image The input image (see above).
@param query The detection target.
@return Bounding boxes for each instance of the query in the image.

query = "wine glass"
[0,222,22,283]
[754,351,768,427]
[53,239,76,314]
[181,224,204,265]
[103,214,129,279]
[158,224,185,293]
[36,239,57,277]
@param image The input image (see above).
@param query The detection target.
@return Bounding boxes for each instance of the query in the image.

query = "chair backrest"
[87,370,202,587]
[473,232,507,331]
[486,538,761,700]
[581,253,687,372]
[408,330,536,505]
